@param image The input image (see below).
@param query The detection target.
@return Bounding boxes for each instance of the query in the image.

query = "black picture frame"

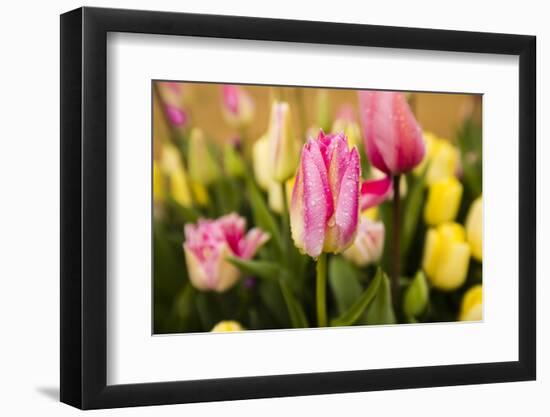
[60,6,536,410]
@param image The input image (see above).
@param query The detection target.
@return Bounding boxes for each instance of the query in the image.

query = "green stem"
[392,175,402,309]
[316,253,328,327]
[281,182,290,236]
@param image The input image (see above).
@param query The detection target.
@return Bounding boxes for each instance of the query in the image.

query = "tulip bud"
[183,213,270,292]
[403,271,429,318]
[342,215,385,267]
[332,119,361,149]
[426,139,460,185]
[268,101,301,182]
[332,105,361,149]
[153,161,165,203]
[424,177,463,226]
[190,181,209,207]
[252,134,271,191]
[160,143,192,208]
[165,104,189,129]
[316,90,332,132]
[223,142,246,178]
[170,168,193,208]
[253,132,296,214]
[265,176,295,214]
[290,131,361,258]
[211,320,244,332]
[358,91,426,175]
[459,284,483,321]
[187,128,221,186]
[416,132,460,185]
[466,195,483,261]
[422,222,471,291]
[221,85,254,128]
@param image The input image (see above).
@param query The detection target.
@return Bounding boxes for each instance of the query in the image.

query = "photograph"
[152,81,483,334]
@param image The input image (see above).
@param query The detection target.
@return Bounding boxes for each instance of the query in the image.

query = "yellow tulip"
[153,161,165,203]
[170,168,193,208]
[424,177,463,226]
[253,133,295,214]
[187,128,221,186]
[211,320,244,332]
[252,134,271,191]
[267,101,301,182]
[459,285,483,321]
[332,119,361,149]
[316,90,331,131]
[190,181,209,207]
[415,132,460,185]
[160,143,192,208]
[466,196,483,261]
[422,222,471,291]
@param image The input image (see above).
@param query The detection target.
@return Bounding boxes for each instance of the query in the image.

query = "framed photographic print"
[60,6,536,409]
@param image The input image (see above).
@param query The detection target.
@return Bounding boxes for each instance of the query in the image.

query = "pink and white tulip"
[290,131,361,258]
[343,217,385,267]
[358,91,426,175]
[221,85,254,128]
[183,213,270,292]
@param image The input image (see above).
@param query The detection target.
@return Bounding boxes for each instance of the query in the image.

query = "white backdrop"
[0,0,546,416]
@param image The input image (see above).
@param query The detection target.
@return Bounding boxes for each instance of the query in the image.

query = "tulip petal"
[240,228,271,259]
[392,93,426,173]
[330,147,361,252]
[326,132,350,206]
[301,143,331,258]
[358,91,391,173]
[360,176,393,211]
[217,213,246,255]
[290,168,306,252]
[183,245,211,291]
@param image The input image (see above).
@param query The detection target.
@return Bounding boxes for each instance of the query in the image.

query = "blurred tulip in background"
[422,222,471,290]
[424,176,463,226]
[183,213,270,292]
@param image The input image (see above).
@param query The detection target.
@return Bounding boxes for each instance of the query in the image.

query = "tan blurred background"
[153,81,482,147]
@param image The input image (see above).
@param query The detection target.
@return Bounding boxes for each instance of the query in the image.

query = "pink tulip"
[165,104,189,127]
[290,131,361,258]
[221,85,254,128]
[358,91,425,175]
[183,213,270,292]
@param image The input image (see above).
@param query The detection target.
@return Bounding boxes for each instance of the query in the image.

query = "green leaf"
[279,280,309,328]
[227,257,280,280]
[246,180,284,255]
[456,119,482,198]
[364,271,396,325]
[330,268,382,327]
[329,256,363,315]
[259,280,290,327]
[195,293,220,331]
[403,271,429,319]
[401,170,426,261]
[166,197,200,223]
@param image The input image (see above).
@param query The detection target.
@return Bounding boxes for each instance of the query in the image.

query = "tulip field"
[152,82,483,334]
